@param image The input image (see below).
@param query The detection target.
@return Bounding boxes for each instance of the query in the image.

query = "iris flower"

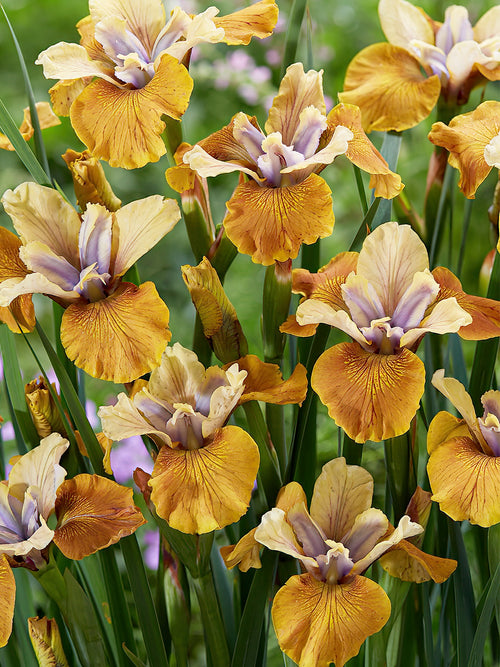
[427,370,500,527]
[285,221,500,442]
[223,457,456,667]
[428,100,500,199]
[0,102,60,151]
[36,0,278,169]
[98,342,307,534]
[340,0,500,132]
[0,433,145,646]
[0,182,180,382]
[168,62,403,265]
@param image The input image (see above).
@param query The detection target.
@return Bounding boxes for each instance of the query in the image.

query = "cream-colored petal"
[2,183,81,265]
[296,298,369,347]
[309,457,373,542]
[280,125,353,178]
[265,63,326,142]
[98,391,171,447]
[183,144,260,181]
[401,296,472,346]
[36,42,117,86]
[90,0,165,52]
[148,343,206,406]
[112,195,180,276]
[8,433,69,520]
[20,242,79,291]
[446,41,495,88]
[0,273,80,307]
[357,222,429,313]
[378,0,435,48]
[474,6,500,41]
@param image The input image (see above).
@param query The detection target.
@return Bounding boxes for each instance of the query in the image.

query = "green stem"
[280,0,308,76]
[191,572,230,667]
[341,434,363,466]
[384,431,416,521]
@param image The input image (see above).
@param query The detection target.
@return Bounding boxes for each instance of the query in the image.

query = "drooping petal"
[312,343,425,443]
[427,411,468,454]
[53,474,145,559]
[223,174,335,265]
[272,573,391,667]
[427,435,500,527]
[339,43,441,132]
[400,296,472,348]
[220,527,262,571]
[310,457,373,542]
[474,6,500,41]
[428,102,500,198]
[182,144,260,181]
[0,103,60,151]
[48,78,90,117]
[234,355,307,405]
[0,226,34,333]
[296,298,370,348]
[2,183,81,265]
[60,281,170,382]
[378,0,435,47]
[0,555,15,648]
[69,54,193,169]
[265,63,326,141]
[8,433,69,520]
[36,42,117,85]
[149,425,259,534]
[254,507,313,565]
[327,103,403,199]
[0,273,80,307]
[432,266,500,340]
[112,195,180,276]
[380,538,457,583]
[215,0,278,45]
[28,616,69,667]
[357,222,429,314]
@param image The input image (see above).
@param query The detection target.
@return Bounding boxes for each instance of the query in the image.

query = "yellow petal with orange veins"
[340,43,441,132]
[224,174,334,265]
[70,54,193,169]
[312,343,425,443]
[234,355,307,405]
[432,266,500,340]
[166,163,197,193]
[427,411,468,455]
[272,573,391,667]
[328,103,403,198]
[427,436,500,527]
[149,425,259,534]
[380,538,456,583]
[279,314,318,337]
[49,78,91,116]
[0,555,15,648]
[428,102,500,198]
[53,473,145,559]
[0,226,34,333]
[215,0,278,45]
[310,457,373,541]
[292,252,358,301]
[60,281,171,383]
[266,62,325,141]
[220,527,261,572]
[28,616,69,667]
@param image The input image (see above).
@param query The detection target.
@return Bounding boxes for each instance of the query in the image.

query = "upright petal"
[474,6,500,42]
[54,474,145,559]
[0,555,15,647]
[60,281,170,382]
[149,425,259,534]
[310,457,373,542]
[340,43,441,132]
[215,0,278,45]
[70,54,193,169]
[378,0,435,47]
[312,343,425,442]
[89,0,166,53]
[223,174,335,265]
[272,573,391,667]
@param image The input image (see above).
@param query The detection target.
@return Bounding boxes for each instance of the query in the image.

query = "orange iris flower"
[98,343,307,534]
[0,182,180,382]
[427,370,500,527]
[0,433,145,647]
[167,62,403,265]
[340,0,500,132]
[36,0,278,169]
[223,457,456,667]
[282,221,500,442]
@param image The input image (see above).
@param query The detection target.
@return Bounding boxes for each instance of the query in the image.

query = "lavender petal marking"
[435,6,473,54]
[232,114,266,163]
[391,271,439,330]
[257,133,305,186]
[20,243,80,291]
[341,276,386,328]
[291,106,328,158]
[479,391,500,456]
[79,205,113,276]
[287,504,329,557]
[95,17,150,66]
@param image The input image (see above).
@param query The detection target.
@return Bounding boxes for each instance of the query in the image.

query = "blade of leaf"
[371,131,401,228]
[467,562,500,667]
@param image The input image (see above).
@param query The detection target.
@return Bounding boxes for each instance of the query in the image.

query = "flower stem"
[191,571,231,667]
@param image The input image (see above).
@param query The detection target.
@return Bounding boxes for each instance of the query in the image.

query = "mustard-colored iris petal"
[49,78,90,116]
[0,102,60,151]
[427,412,468,455]
[327,103,403,198]
[0,226,34,333]
[53,473,145,560]
[432,266,500,340]
[339,43,441,132]
[310,457,373,541]
[60,281,171,383]
[427,435,500,527]
[312,343,425,443]
[149,425,259,534]
[62,149,122,212]
[292,252,358,302]
[428,102,500,198]
[0,555,15,648]
[234,355,307,405]
[272,573,391,667]
[380,538,457,583]
[215,0,278,45]
[70,54,193,169]
[224,174,335,265]
[28,617,69,667]
[220,527,261,572]
[279,315,318,337]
